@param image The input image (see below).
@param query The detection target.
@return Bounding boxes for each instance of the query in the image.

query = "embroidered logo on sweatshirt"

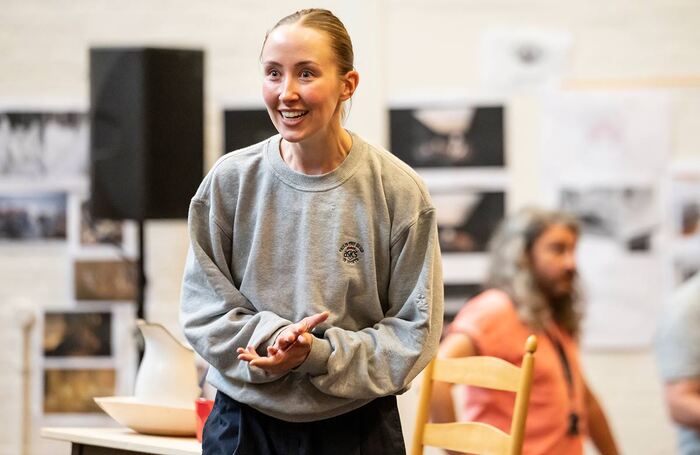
[339,241,364,264]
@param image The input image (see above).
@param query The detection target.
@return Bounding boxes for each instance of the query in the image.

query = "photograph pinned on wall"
[431,189,505,253]
[80,200,123,247]
[559,186,658,252]
[389,105,505,168]
[65,194,138,257]
[223,108,277,154]
[0,111,88,180]
[74,259,137,301]
[443,283,483,330]
[0,192,67,241]
[43,368,115,414]
[44,311,112,357]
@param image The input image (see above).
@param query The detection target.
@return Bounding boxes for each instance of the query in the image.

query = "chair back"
[411,335,538,455]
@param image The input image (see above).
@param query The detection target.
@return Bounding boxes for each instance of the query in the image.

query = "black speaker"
[89,47,204,220]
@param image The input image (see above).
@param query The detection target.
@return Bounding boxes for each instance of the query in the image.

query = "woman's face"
[261,23,355,146]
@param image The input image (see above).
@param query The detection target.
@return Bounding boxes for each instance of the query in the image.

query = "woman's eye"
[300,70,313,78]
[267,69,280,78]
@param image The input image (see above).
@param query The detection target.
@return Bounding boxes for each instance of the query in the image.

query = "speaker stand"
[136,219,146,321]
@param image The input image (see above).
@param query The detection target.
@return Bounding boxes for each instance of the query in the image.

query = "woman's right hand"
[273,311,330,351]
[236,311,329,374]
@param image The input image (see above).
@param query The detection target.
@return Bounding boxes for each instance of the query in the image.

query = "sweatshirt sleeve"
[180,198,291,384]
[301,208,444,399]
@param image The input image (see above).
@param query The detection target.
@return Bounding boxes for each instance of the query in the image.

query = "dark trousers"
[202,391,406,455]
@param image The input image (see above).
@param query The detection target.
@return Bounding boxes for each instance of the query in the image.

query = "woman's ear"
[340,70,359,101]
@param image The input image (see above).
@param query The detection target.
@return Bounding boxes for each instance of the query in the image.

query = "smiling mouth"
[280,110,308,119]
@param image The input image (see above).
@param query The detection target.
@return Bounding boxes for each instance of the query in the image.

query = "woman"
[180,9,443,454]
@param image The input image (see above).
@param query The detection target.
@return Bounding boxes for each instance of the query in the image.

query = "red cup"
[195,398,215,442]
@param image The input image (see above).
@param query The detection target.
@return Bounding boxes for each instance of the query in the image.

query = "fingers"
[236,345,260,362]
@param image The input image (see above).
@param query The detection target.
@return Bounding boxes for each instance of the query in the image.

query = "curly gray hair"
[486,207,583,337]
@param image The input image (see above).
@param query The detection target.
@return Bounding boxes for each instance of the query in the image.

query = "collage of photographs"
[0,110,137,423]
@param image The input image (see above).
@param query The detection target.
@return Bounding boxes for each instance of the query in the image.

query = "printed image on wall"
[0,192,67,240]
[0,112,88,179]
[44,312,112,357]
[559,186,657,252]
[79,201,123,247]
[389,106,504,167]
[43,369,115,413]
[432,189,505,253]
[223,109,277,154]
[74,260,137,300]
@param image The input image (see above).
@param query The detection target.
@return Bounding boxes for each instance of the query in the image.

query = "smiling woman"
[180,8,444,455]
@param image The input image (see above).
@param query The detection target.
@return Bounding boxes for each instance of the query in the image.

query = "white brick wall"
[1,1,699,454]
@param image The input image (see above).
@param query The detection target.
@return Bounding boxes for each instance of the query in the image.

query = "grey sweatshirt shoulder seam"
[370,145,433,207]
[390,207,435,248]
[191,198,232,242]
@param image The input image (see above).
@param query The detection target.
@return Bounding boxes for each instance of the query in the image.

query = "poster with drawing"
[478,27,572,92]
[540,91,670,348]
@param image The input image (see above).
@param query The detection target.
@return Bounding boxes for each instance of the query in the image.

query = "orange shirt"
[448,289,587,455]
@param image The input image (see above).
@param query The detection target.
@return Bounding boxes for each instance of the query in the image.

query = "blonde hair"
[261,9,354,74]
[487,207,583,337]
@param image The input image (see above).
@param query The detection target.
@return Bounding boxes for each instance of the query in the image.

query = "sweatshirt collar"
[265,130,366,192]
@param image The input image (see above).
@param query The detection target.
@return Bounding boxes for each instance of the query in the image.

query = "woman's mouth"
[280,110,308,119]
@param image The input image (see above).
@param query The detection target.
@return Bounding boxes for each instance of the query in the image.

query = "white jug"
[134,320,200,408]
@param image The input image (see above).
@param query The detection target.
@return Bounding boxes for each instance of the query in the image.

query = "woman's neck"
[280,128,352,175]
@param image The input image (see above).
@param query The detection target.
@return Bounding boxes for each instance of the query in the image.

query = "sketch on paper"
[540,92,669,190]
[432,189,505,253]
[560,187,657,252]
[555,186,663,348]
[0,192,67,240]
[390,106,504,168]
[223,109,277,154]
[0,112,88,179]
[74,260,137,301]
[478,27,571,91]
[44,312,112,357]
[43,369,115,413]
[539,92,670,348]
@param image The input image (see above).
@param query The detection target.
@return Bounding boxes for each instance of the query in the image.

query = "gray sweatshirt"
[180,131,443,422]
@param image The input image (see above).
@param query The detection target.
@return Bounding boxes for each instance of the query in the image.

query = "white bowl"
[94,396,196,437]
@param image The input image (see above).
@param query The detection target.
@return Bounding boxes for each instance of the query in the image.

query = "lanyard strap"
[544,329,580,436]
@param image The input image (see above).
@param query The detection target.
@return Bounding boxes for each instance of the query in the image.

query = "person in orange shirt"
[431,207,619,455]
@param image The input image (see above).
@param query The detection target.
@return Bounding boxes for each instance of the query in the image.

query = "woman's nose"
[279,78,299,102]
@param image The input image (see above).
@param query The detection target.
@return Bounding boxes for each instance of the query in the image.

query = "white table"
[41,427,201,455]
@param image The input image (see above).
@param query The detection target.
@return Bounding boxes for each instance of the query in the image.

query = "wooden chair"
[411,335,538,455]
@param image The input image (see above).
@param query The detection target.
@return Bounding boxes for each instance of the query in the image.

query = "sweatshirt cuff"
[257,325,288,354]
[294,336,331,376]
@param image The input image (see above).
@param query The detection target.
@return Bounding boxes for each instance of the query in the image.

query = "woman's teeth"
[281,111,307,118]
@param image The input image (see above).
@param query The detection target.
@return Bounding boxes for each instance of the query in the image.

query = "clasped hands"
[237,311,329,374]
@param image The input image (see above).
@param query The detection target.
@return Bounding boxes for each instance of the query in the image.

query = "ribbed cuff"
[256,325,289,356]
[294,337,331,376]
